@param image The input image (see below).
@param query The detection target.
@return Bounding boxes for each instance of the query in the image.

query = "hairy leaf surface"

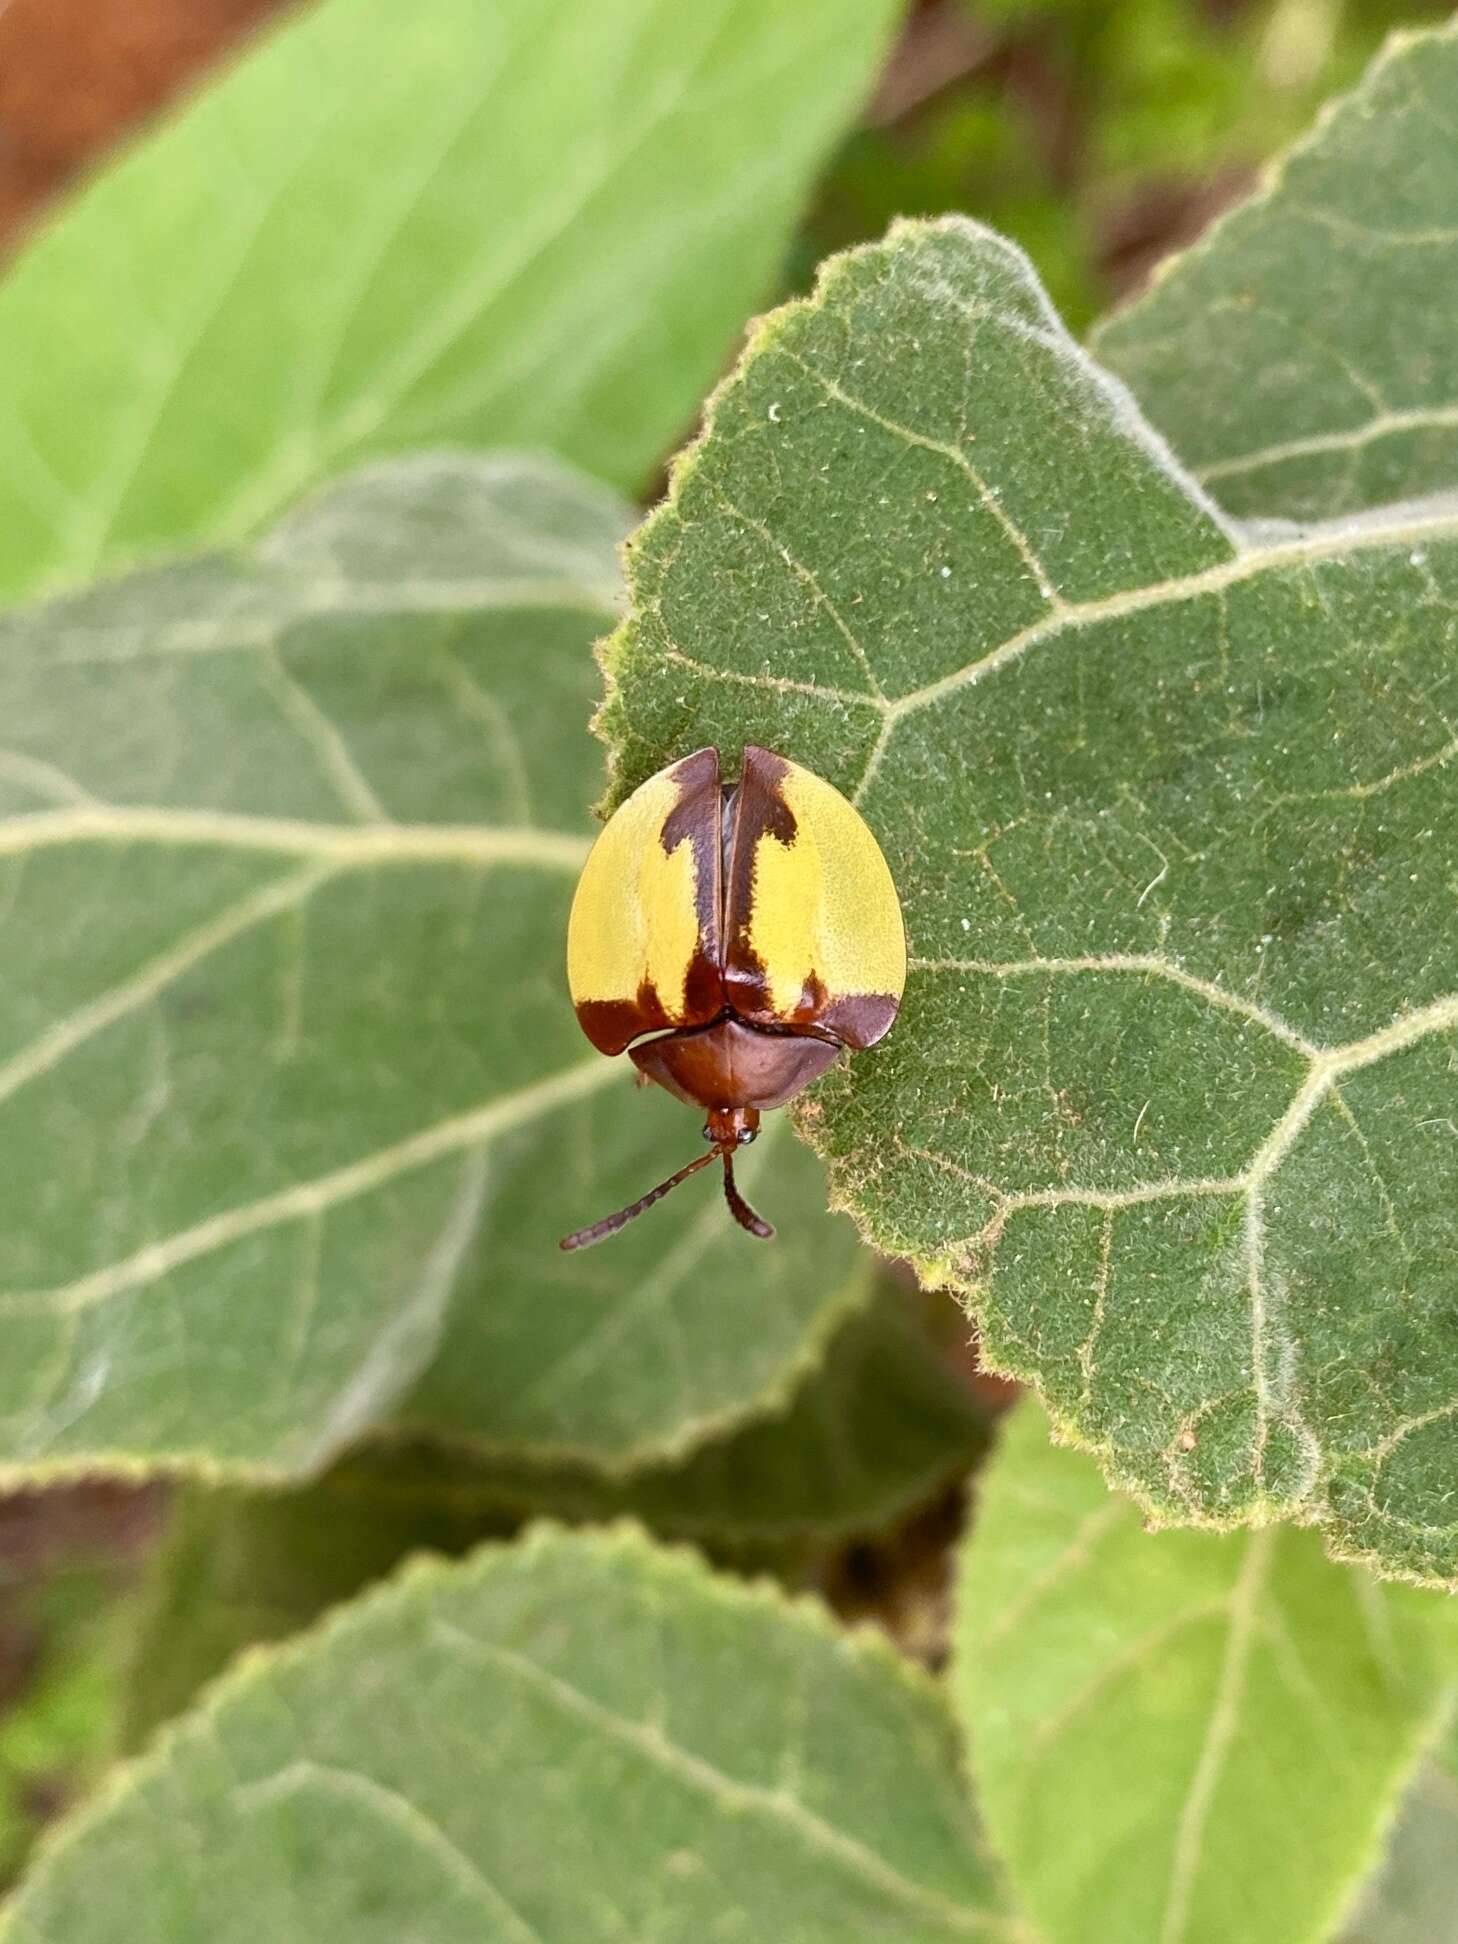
[1096,21,1458,521]
[953,1404,1458,1944]
[7,1528,1012,1943]
[0,0,900,599]
[0,455,861,1478]
[601,215,1458,1578]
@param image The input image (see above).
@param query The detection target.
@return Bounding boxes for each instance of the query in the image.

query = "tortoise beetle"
[561,746,905,1248]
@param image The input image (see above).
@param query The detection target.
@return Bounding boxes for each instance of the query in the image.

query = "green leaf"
[952,1402,1458,1944]
[1339,1714,1458,1943]
[386,1272,989,1543]
[117,1275,988,1751]
[115,1477,515,1762]
[9,1528,1013,1943]
[599,214,1458,1580]
[0,453,861,1479]
[0,0,902,601]
[1094,20,1458,522]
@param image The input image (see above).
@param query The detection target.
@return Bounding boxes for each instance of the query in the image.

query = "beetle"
[560,745,906,1249]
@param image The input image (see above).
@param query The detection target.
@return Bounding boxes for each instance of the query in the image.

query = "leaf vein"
[706,486,889,700]
[0,808,590,870]
[259,647,392,824]
[909,953,1317,1054]
[0,1057,620,1319]
[884,500,1458,723]
[0,860,334,1112]
[779,346,1064,609]
[1196,402,1458,485]
[236,1761,545,1943]
[431,1620,1002,1937]
[1157,1529,1275,1944]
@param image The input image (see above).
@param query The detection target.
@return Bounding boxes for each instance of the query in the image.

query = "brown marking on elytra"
[815,989,900,1050]
[723,745,796,1019]
[658,746,727,1026]
[775,972,899,1050]
[579,748,899,1061]
[575,980,676,1057]
[658,747,721,859]
[723,752,901,1048]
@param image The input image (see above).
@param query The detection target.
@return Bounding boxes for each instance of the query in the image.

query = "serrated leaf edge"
[898,988,1458,1581]
[1,1521,1020,1940]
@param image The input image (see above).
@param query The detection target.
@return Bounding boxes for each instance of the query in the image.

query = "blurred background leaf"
[795,0,1447,332]
[954,1402,1458,1944]
[0,453,870,1480]
[1097,15,1458,519]
[1339,1714,1458,1943]
[3,2,1443,383]
[0,0,901,599]
[116,1273,993,1752]
[6,1528,1016,1943]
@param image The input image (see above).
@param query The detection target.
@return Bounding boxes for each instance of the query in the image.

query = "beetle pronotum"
[560,745,906,1248]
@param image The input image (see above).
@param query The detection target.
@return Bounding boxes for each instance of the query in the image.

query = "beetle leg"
[721,1148,774,1240]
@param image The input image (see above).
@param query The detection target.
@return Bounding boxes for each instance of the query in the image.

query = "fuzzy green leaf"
[952,1403,1458,1944]
[600,214,1458,1580]
[115,1476,518,1762]
[0,454,861,1479]
[0,0,901,601]
[8,1528,1013,1943]
[117,1276,989,1751]
[1095,20,1458,522]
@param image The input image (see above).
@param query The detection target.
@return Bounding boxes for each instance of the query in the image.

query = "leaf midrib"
[1,577,619,658]
[1158,1529,1274,1944]
[0,806,591,867]
[0,1055,619,1319]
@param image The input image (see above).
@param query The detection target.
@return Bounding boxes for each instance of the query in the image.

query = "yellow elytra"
[565,760,709,1052]
[736,756,906,1036]
[566,745,905,1053]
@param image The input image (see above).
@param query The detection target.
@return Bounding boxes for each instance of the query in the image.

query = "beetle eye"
[737,1127,756,1146]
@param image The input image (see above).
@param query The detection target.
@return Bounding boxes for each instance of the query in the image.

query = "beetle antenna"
[721,1148,774,1240]
[558,1149,718,1251]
